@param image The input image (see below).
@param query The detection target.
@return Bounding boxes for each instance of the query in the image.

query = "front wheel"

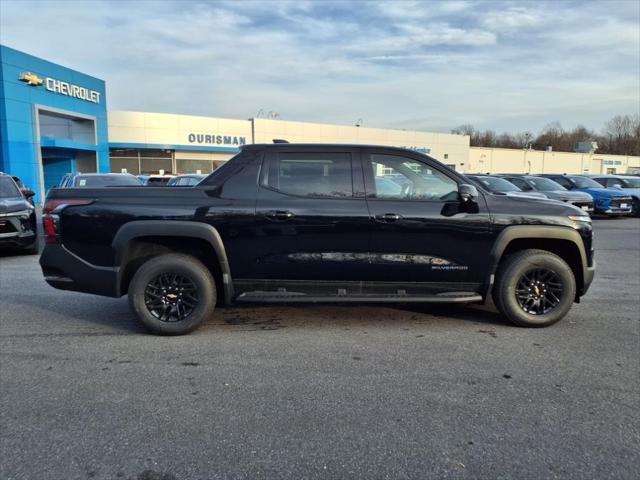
[128,253,216,335]
[493,249,576,327]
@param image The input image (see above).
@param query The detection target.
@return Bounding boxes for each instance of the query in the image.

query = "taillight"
[42,199,93,244]
[43,198,93,214]
[43,214,60,244]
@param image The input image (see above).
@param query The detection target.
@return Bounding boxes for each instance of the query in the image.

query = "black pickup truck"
[40,144,595,334]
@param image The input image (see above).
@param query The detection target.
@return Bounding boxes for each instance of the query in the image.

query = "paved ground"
[1,218,638,480]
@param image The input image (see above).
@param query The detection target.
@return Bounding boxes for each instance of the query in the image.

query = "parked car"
[40,144,595,334]
[466,174,549,200]
[538,174,632,216]
[11,175,35,205]
[0,172,37,254]
[587,175,640,216]
[498,175,594,213]
[58,173,143,188]
[138,175,175,186]
[167,174,207,187]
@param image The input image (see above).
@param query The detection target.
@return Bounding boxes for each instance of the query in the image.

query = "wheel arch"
[486,226,588,301]
[112,221,234,304]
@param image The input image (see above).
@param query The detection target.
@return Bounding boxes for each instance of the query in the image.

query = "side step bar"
[235,291,483,304]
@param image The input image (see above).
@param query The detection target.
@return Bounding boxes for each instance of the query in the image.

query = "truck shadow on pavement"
[13,294,512,335]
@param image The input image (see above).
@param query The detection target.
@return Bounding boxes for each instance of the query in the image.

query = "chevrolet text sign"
[19,72,101,104]
[45,78,101,103]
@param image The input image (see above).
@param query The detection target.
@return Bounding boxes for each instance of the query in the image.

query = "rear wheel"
[128,253,216,335]
[493,249,576,327]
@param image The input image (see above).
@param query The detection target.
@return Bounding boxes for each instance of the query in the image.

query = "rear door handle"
[376,213,402,223]
[266,210,294,221]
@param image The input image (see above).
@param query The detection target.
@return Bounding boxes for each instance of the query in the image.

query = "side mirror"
[459,184,479,203]
[23,189,36,198]
[611,184,622,189]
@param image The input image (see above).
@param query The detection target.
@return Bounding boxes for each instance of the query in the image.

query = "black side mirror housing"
[459,184,479,203]
[23,189,36,198]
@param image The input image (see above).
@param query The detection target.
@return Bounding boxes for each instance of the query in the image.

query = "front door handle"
[266,210,294,221]
[376,213,402,223]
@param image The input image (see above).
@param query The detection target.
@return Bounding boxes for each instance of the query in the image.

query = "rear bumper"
[39,244,120,297]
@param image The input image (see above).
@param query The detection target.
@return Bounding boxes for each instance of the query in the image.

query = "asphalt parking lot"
[1,218,638,480]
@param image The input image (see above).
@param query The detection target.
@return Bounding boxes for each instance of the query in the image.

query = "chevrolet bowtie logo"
[19,72,44,86]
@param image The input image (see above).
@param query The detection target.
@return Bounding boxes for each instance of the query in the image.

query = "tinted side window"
[367,154,458,201]
[509,178,530,190]
[606,178,620,187]
[266,152,353,198]
[553,177,572,189]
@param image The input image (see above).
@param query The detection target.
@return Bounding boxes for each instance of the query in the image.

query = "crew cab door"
[362,150,492,289]
[250,148,371,282]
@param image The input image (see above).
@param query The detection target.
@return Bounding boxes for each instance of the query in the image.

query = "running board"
[235,291,483,304]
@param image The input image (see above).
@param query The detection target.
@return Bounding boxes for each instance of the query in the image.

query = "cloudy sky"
[1,0,638,133]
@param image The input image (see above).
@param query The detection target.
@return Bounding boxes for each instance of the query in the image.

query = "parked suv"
[0,172,37,254]
[40,144,595,334]
[537,174,632,216]
[498,175,593,213]
[588,175,640,216]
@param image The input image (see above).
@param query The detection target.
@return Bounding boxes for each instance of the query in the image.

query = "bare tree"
[452,115,640,155]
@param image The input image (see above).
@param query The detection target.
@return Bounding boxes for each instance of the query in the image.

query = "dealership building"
[2,45,639,203]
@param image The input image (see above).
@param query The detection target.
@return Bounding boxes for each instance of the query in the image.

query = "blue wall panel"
[0,44,108,203]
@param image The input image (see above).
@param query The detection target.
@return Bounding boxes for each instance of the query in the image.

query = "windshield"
[0,176,21,198]
[75,175,142,187]
[619,177,640,188]
[471,176,521,192]
[568,176,603,189]
[527,177,567,191]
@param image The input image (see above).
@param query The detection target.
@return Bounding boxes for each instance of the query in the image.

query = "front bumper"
[39,244,119,297]
[0,214,36,249]
[594,198,633,215]
[581,262,596,296]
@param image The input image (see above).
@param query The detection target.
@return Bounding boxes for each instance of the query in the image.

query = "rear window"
[0,176,20,198]
[146,177,171,185]
[75,175,142,187]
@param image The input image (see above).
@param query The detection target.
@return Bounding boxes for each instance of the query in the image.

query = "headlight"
[568,215,591,222]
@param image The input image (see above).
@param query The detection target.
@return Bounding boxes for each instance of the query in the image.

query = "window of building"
[367,154,458,201]
[39,110,96,145]
[109,148,174,174]
[266,152,353,198]
[176,159,214,175]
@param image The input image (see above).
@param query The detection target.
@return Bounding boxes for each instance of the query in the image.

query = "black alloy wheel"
[129,253,216,335]
[492,248,576,327]
[515,268,564,315]
[144,272,199,322]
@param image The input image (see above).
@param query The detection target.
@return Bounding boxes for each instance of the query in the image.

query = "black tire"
[632,198,640,217]
[128,253,216,335]
[492,249,576,327]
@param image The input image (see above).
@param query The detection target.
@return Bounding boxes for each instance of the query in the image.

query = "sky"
[1,0,639,134]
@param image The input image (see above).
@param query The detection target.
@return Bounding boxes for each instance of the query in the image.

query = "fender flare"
[112,220,234,304]
[485,225,588,296]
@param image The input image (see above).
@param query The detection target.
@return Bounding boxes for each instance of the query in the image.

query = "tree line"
[451,114,640,156]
